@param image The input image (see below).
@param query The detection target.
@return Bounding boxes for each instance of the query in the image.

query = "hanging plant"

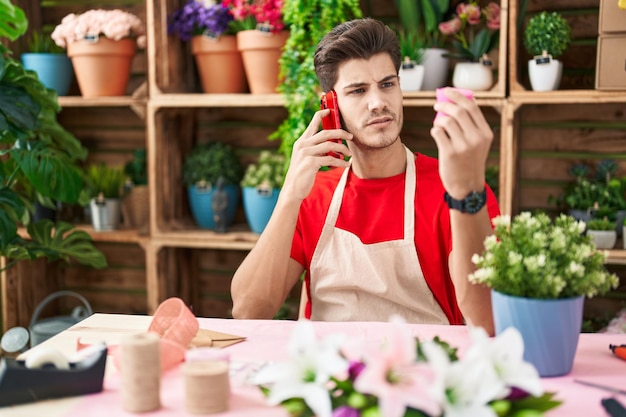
[270,0,362,161]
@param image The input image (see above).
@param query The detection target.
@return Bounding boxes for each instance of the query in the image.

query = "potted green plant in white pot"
[21,30,74,96]
[470,212,618,377]
[586,217,617,250]
[183,142,244,231]
[241,150,285,234]
[84,163,127,231]
[524,11,571,91]
[396,29,425,92]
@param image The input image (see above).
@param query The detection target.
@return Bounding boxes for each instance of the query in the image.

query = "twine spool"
[121,332,161,413]
[183,360,230,414]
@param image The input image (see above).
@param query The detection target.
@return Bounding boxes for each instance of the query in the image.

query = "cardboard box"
[599,0,626,34]
[595,35,626,90]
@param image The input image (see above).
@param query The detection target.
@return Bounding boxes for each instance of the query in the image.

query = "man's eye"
[382,81,396,88]
[348,88,365,95]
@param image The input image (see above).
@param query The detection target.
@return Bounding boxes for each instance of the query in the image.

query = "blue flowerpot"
[21,53,74,96]
[491,290,584,377]
[242,186,279,234]
[188,184,239,230]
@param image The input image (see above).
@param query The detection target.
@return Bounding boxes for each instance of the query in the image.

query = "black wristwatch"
[444,189,487,214]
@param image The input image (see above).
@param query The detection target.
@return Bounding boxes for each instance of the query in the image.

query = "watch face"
[465,190,487,214]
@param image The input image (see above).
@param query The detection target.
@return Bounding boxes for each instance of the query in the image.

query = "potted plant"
[394,0,451,90]
[524,11,571,91]
[271,0,361,160]
[439,1,501,91]
[241,150,285,233]
[586,217,617,250]
[168,0,246,94]
[470,212,619,376]
[183,142,244,231]
[122,148,149,230]
[550,163,601,222]
[222,0,288,94]
[84,163,127,231]
[21,30,74,96]
[396,29,425,92]
[51,9,146,97]
[0,0,105,270]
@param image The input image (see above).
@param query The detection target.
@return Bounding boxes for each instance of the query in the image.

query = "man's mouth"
[366,116,393,126]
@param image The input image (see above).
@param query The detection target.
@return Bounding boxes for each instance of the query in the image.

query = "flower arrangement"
[222,0,285,33]
[438,1,500,63]
[168,0,234,41]
[252,319,560,417]
[51,9,146,48]
[469,212,619,299]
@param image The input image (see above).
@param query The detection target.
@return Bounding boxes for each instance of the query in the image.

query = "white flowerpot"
[399,61,424,92]
[452,62,494,91]
[587,229,617,249]
[623,226,626,249]
[420,48,449,90]
[528,56,563,91]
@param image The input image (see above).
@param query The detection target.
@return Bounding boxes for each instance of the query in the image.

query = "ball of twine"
[183,360,230,414]
[120,332,161,413]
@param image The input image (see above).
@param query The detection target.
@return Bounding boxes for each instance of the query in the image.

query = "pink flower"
[352,319,441,417]
[438,16,462,35]
[484,2,501,30]
[465,4,482,25]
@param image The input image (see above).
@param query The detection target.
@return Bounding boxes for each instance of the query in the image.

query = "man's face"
[333,53,403,151]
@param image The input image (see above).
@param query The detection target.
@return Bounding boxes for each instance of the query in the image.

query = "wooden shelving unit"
[3,0,626,331]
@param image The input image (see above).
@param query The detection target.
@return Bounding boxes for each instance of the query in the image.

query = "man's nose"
[367,89,386,112]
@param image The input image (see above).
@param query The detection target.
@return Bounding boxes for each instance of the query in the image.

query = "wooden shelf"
[58,96,145,107]
[150,93,285,108]
[509,90,626,105]
[18,225,149,245]
[605,249,626,266]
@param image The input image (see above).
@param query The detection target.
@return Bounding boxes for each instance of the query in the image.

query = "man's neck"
[350,140,409,179]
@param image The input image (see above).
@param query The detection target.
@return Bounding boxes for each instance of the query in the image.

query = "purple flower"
[168,0,233,41]
[348,360,365,381]
[333,405,360,417]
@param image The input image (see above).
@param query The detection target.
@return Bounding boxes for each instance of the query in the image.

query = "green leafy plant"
[26,30,64,53]
[394,0,450,48]
[524,11,571,58]
[183,142,243,187]
[271,0,362,161]
[397,28,425,64]
[241,150,285,188]
[124,148,148,186]
[587,217,615,231]
[84,163,127,199]
[0,0,105,270]
[470,212,619,299]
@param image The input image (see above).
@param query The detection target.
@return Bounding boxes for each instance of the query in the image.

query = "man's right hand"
[281,109,352,202]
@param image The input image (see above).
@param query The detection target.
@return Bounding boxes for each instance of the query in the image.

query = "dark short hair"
[314,18,401,92]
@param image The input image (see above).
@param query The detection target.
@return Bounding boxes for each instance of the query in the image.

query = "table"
[3,313,626,416]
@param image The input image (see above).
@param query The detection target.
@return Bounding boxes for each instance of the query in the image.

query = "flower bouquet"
[252,319,560,417]
[222,0,285,34]
[168,0,234,41]
[51,9,146,97]
[469,212,618,376]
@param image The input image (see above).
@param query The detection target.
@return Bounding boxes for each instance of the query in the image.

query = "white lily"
[251,321,348,417]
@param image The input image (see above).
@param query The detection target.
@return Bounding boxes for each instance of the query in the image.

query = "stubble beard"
[348,110,403,152]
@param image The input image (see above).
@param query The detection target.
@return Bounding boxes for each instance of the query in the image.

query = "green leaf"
[0,0,28,41]
[469,28,491,59]
[0,84,40,133]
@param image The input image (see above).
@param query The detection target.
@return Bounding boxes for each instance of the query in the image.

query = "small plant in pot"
[524,11,571,91]
[586,217,617,250]
[470,212,618,377]
[396,29,425,92]
[84,163,127,231]
[21,30,74,96]
[183,142,244,232]
[122,148,149,230]
[241,150,285,234]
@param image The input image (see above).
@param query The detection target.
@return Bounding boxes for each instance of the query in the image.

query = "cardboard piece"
[599,0,626,34]
[595,35,626,90]
[190,328,246,348]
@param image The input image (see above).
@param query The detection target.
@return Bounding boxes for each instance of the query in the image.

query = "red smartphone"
[320,90,343,158]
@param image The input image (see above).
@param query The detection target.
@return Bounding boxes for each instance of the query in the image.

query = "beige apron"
[309,146,448,323]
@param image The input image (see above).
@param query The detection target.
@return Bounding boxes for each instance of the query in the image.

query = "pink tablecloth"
[6,315,626,416]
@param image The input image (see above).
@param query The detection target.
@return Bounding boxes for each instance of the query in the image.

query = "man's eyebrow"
[342,74,398,90]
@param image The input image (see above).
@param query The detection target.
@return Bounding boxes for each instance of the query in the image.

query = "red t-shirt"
[290,152,500,324]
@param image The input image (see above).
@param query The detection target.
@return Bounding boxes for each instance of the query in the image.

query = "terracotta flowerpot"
[191,35,247,94]
[67,37,136,97]
[237,30,289,94]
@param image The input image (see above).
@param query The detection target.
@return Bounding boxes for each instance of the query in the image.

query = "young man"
[231,18,499,334]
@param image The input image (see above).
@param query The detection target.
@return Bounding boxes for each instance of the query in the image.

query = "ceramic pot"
[191,35,247,94]
[188,184,239,230]
[242,186,279,234]
[399,60,425,92]
[420,48,449,90]
[236,30,289,94]
[21,53,74,96]
[528,56,563,91]
[452,62,494,91]
[587,229,617,249]
[67,37,136,97]
[492,290,584,377]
